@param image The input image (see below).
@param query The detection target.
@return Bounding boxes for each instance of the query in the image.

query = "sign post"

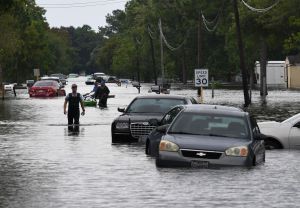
[33,68,40,81]
[195,69,209,103]
[0,65,3,100]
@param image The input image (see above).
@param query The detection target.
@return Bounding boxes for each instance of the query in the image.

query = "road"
[0,77,300,207]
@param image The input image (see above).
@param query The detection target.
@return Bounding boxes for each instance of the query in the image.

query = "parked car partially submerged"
[259,113,300,150]
[29,80,66,97]
[68,73,79,78]
[41,77,64,88]
[50,73,67,85]
[155,105,266,168]
[4,83,16,91]
[85,76,96,85]
[111,95,198,143]
[146,105,243,157]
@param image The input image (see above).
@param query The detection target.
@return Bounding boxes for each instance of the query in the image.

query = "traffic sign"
[33,68,40,77]
[195,69,209,87]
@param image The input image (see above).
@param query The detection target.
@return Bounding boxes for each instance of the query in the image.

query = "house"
[254,61,286,89]
[286,54,300,89]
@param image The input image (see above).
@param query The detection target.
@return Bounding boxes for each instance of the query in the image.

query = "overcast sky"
[35,0,127,31]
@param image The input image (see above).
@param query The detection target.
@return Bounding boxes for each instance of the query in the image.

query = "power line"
[148,25,156,40]
[202,13,220,32]
[39,0,123,6]
[201,0,225,32]
[40,0,126,8]
[241,0,280,13]
[158,19,187,51]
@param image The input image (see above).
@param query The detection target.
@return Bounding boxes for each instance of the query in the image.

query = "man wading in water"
[64,84,85,132]
[95,81,110,108]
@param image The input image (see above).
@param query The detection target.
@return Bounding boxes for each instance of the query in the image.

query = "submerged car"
[4,83,16,91]
[259,113,300,150]
[50,73,67,85]
[68,73,79,78]
[41,76,64,88]
[85,76,96,85]
[111,95,198,143]
[29,80,66,97]
[146,105,243,157]
[155,105,266,168]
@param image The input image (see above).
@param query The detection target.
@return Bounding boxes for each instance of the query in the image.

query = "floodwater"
[1,77,300,208]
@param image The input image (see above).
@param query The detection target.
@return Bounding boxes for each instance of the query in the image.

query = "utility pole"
[0,64,3,100]
[198,12,203,68]
[233,0,251,107]
[159,19,165,87]
[260,37,268,99]
[134,37,141,94]
[148,24,158,85]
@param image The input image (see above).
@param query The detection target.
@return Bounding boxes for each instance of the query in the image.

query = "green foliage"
[1,0,299,83]
[93,0,300,82]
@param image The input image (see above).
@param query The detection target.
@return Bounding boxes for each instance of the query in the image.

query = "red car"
[29,80,66,97]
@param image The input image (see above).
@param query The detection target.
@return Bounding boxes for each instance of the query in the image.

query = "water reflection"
[0,82,300,207]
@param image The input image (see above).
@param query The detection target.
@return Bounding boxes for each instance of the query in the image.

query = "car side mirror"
[149,119,160,126]
[294,122,300,128]
[157,124,170,134]
[118,107,126,113]
[254,133,267,141]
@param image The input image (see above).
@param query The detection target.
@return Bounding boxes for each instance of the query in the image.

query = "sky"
[35,0,127,31]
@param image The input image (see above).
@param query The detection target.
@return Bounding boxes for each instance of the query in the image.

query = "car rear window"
[127,98,186,113]
[169,112,249,139]
[34,81,55,87]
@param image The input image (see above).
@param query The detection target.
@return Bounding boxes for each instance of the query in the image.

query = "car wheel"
[156,158,166,168]
[264,139,282,150]
[112,134,122,144]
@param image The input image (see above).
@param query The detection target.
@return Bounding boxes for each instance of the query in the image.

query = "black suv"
[111,95,197,143]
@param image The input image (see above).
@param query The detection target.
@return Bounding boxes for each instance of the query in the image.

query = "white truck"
[254,61,286,89]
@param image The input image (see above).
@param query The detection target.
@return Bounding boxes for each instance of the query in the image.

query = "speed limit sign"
[195,69,209,87]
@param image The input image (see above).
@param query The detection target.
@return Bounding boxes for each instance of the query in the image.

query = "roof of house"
[286,54,300,65]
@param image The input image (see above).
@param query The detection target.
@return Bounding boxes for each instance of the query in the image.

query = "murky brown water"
[1,78,300,207]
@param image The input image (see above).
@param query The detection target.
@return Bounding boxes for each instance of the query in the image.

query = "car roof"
[41,77,60,80]
[35,80,57,85]
[134,95,190,99]
[180,104,247,117]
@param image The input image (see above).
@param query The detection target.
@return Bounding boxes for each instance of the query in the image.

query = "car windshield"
[169,112,249,139]
[126,98,186,113]
[34,81,55,87]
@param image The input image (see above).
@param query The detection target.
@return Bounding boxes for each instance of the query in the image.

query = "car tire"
[264,139,282,150]
[156,158,166,168]
[112,134,122,144]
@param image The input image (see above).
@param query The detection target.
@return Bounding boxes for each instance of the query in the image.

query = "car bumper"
[112,132,138,143]
[157,151,253,167]
[30,93,56,97]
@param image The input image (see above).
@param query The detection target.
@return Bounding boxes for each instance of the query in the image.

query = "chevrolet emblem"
[196,152,207,157]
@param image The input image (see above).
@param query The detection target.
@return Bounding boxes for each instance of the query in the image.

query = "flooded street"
[1,78,300,208]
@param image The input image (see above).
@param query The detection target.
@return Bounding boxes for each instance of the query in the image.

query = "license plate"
[38,90,44,93]
[191,161,209,168]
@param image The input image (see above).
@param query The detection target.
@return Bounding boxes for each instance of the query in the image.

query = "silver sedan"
[156,105,266,168]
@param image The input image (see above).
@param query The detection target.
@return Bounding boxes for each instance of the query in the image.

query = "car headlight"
[159,140,179,152]
[225,146,248,157]
[115,122,129,129]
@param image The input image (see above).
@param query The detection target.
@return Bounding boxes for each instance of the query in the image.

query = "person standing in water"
[64,84,85,131]
[95,81,110,108]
